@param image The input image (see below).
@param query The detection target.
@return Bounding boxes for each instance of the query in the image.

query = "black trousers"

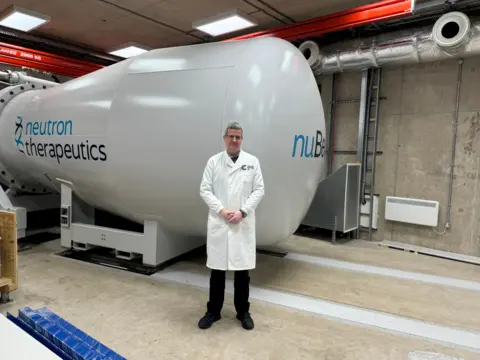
[207,269,250,316]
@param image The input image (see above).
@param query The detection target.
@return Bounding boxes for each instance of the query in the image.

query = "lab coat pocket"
[241,172,254,195]
[241,172,254,184]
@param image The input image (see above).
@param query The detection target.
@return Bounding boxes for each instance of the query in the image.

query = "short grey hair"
[224,121,243,136]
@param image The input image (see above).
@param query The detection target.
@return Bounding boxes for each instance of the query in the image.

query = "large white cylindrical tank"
[0,37,326,246]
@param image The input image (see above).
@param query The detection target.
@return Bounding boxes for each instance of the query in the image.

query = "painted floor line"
[282,252,480,292]
[152,269,480,351]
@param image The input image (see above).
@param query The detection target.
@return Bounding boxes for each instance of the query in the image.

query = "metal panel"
[344,164,361,232]
[302,163,360,233]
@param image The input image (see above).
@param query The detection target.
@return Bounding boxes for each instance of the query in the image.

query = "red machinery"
[226,0,412,41]
[0,42,103,78]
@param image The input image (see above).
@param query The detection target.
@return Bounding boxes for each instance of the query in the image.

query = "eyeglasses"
[225,135,242,140]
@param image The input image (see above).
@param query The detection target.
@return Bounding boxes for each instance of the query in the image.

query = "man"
[198,121,265,331]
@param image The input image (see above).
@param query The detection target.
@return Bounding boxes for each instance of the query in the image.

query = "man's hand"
[228,210,243,224]
[219,209,235,221]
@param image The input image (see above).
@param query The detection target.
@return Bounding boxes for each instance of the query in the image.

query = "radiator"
[385,196,439,227]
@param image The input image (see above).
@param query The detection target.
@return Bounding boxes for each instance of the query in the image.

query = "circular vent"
[433,12,471,52]
[299,41,323,69]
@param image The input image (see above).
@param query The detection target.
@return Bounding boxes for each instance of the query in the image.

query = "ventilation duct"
[300,11,479,75]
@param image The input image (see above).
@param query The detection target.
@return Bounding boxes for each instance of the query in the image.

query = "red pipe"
[0,42,104,78]
[225,0,413,42]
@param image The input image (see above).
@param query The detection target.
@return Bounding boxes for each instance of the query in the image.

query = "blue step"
[8,306,126,360]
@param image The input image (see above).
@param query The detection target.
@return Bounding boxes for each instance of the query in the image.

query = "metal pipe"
[357,70,369,162]
[412,0,446,15]
[361,69,374,205]
[0,72,9,82]
[355,69,369,239]
[0,70,58,87]
[334,150,383,155]
[328,73,336,175]
[413,0,480,15]
[445,59,463,230]
[300,11,478,75]
[15,72,58,87]
[357,70,369,207]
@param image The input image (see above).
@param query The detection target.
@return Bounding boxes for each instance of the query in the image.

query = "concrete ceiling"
[0,0,377,53]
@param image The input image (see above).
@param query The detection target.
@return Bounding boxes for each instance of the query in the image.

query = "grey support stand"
[58,180,205,267]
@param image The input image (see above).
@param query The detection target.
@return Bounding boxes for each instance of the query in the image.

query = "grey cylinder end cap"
[432,11,471,50]
[299,40,323,68]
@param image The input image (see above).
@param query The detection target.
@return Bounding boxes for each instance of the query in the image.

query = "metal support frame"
[226,0,413,41]
[355,70,369,239]
[58,180,205,267]
[367,68,382,241]
[360,70,374,205]
[332,216,337,244]
[354,68,383,240]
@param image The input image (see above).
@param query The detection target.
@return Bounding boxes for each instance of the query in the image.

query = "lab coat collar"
[225,150,245,173]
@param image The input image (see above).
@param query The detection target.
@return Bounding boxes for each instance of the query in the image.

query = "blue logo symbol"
[292,130,325,158]
[14,116,25,154]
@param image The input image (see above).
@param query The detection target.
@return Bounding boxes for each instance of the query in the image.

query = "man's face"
[224,128,243,155]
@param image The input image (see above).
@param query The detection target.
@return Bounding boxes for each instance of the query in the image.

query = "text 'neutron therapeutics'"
[14,117,107,164]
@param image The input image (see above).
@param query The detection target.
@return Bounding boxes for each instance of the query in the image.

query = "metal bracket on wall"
[331,97,386,104]
[334,150,383,155]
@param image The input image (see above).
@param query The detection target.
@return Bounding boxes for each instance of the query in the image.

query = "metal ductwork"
[0,70,59,87]
[300,11,479,75]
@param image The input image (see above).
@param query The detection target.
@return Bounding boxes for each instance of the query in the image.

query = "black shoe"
[198,312,221,329]
[236,312,254,330]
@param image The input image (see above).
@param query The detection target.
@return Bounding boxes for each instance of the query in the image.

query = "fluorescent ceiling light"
[0,5,50,32]
[109,43,150,58]
[193,9,258,36]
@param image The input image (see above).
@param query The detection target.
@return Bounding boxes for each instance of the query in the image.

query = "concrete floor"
[1,236,480,359]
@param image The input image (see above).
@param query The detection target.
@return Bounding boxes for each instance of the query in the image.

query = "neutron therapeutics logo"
[14,116,25,154]
[14,117,108,164]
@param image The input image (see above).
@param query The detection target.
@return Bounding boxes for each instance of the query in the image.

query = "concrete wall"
[317,56,480,257]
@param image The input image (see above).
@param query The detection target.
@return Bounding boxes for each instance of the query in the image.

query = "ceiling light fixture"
[108,43,150,58]
[0,5,50,32]
[193,9,258,36]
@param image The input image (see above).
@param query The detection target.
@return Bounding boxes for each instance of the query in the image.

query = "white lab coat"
[199,150,265,271]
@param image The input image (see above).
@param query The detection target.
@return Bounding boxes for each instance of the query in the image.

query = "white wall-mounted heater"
[385,196,440,227]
